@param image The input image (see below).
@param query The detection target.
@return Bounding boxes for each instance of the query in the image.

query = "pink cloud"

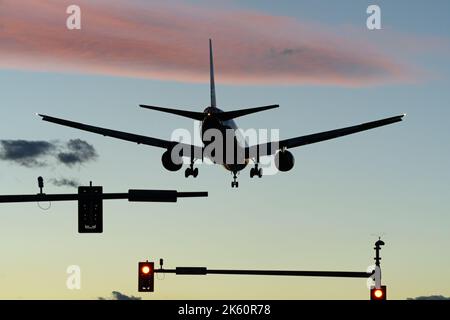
[0,0,422,86]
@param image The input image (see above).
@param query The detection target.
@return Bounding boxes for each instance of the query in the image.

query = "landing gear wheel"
[250,163,262,179]
[185,158,198,178]
[258,168,263,178]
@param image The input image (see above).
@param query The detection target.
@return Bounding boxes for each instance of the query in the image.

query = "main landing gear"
[231,171,239,188]
[249,164,263,178]
[185,159,198,178]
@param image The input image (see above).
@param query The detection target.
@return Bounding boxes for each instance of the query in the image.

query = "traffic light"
[138,261,154,292]
[370,285,387,300]
[78,186,103,233]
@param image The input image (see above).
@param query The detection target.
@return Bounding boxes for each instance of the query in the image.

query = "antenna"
[209,39,216,107]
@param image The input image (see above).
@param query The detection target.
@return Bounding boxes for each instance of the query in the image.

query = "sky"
[0,0,449,300]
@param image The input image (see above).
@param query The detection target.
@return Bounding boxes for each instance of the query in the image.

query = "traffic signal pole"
[138,261,374,293]
[0,177,208,233]
[0,190,207,203]
[155,267,372,278]
[140,239,387,298]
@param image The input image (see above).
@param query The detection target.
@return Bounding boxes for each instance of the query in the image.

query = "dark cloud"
[0,139,97,168]
[280,48,303,56]
[0,140,55,167]
[50,178,80,188]
[407,295,450,300]
[98,291,142,300]
[57,139,97,167]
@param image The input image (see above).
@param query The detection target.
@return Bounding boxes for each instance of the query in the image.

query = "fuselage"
[200,106,248,172]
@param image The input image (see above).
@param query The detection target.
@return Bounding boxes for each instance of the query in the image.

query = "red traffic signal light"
[138,261,154,292]
[142,265,151,274]
[370,286,387,300]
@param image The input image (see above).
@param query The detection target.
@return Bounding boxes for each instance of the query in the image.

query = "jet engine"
[274,150,295,172]
[161,150,183,171]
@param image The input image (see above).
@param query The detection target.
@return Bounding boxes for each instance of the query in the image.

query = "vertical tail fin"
[209,39,217,107]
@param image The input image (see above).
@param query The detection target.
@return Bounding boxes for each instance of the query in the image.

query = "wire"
[370,232,387,238]
[37,201,52,211]
[156,271,165,280]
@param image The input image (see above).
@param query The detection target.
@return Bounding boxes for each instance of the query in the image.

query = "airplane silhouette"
[39,39,405,188]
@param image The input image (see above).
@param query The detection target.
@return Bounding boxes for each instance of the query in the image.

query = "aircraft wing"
[246,114,405,158]
[38,114,203,156]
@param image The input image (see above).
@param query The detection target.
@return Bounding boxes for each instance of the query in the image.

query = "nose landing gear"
[185,166,198,178]
[231,171,239,188]
[185,158,198,178]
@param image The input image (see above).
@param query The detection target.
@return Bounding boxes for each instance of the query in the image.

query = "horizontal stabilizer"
[140,105,205,121]
[217,104,279,121]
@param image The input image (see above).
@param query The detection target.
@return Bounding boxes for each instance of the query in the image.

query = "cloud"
[280,48,302,56]
[0,140,56,167]
[407,295,450,300]
[0,0,428,86]
[98,291,142,300]
[50,177,80,188]
[0,139,97,168]
[57,139,97,167]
